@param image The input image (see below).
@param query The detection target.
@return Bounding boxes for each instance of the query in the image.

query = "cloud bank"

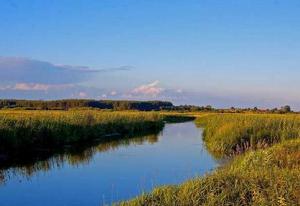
[0,56,134,100]
[1,56,299,110]
[0,83,74,91]
[0,56,131,85]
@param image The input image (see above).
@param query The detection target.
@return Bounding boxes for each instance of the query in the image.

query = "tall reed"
[118,113,300,205]
[0,110,163,155]
[196,113,300,156]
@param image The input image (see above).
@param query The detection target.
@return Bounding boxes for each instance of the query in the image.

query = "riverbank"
[197,113,300,157]
[0,121,217,205]
[0,110,164,161]
[118,113,300,205]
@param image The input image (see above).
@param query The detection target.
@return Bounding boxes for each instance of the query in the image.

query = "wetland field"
[0,110,300,205]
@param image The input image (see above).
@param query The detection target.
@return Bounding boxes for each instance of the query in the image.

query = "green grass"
[0,110,164,155]
[196,113,300,157]
[118,139,300,206]
[118,113,300,206]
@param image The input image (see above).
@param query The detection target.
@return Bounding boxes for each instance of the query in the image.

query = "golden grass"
[0,110,163,155]
[118,113,300,206]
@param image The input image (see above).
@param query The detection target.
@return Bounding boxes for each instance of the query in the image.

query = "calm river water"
[0,122,218,206]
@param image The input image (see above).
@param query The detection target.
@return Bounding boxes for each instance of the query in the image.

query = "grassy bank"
[0,110,164,157]
[196,113,300,157]
[118,139,300,206]
[118,113,300,205]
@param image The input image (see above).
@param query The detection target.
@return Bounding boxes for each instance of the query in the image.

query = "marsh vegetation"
[0,121,217,205]
[119,113,300,206]
[0,110,163,160]
[197,113,300,157]
[1,109,300,205]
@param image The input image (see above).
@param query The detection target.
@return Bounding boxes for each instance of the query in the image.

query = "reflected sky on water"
[0,122,218,206]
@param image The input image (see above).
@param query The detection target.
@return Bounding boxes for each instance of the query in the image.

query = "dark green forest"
[0,99,173,111]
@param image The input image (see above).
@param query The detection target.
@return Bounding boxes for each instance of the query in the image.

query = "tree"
[281,105,291,113]
[205,105,213,111]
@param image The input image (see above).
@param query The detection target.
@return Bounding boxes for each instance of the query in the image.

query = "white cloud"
[0,85,12,91]
[110,91,117,96]
[14,83,50,91]
[176,89,183,93]
[131,80,164,97]
[78,92,87,98]
[0,83,74,91]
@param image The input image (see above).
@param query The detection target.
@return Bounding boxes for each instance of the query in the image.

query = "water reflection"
[0,122,218,206]
[0,133,159,184]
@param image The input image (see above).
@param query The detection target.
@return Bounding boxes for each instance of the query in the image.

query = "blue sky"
[1,0,300,109]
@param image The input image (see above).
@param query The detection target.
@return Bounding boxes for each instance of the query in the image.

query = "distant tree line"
[0,99,173,111]
[0,99,294,113]
[216,105,293,114]
[165,104,294,114]
[165,105,215,112]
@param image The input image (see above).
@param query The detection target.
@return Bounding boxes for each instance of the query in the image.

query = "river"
[0,121,218,205]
